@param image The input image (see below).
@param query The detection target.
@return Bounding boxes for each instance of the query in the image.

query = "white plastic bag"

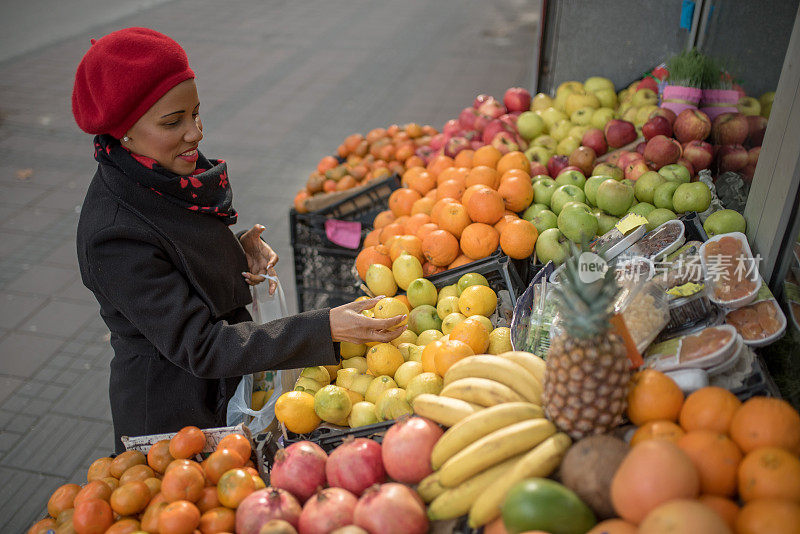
[227,275,291,436]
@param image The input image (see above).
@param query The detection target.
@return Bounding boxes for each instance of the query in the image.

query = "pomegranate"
[381,417,443,483]
[353,483,428,534]
[298,488,357,534]
[331,527,368,534]
[326,438,386,496]
[270,441,327,503]
[236,487,302,534]
[259,519,299,534]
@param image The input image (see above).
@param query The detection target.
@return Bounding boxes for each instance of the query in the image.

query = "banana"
[416,471,446,503]
[443,355,543,404]
[439,418,556,488]
[412,394,481,427]
[468,432,572,528]
[427,454,522,520]
[431,402,543,469]
[440,377,525,407]
[497,351,547,384]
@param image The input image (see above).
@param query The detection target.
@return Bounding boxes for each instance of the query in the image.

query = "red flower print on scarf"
[219,170,228,188]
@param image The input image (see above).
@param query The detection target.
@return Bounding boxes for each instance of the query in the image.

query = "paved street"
[0,0,540,529]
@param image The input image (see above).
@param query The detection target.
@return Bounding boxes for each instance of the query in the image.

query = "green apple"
[596,179,635,216]
[634,171,667,204]
[522,203,550,220]
[658,164,692,184]
[565,92,600,116]
[584,76,615,93]
[531,174,551,185]
[571,106,594,126]
[550,120,573,142]
[703,209,747,236]
[632,88,658,107]
[759,91,775,118]
[408,305,442,335]
[568,124,590,140]
[533,177,558,206]
[525,146,553,166]
[584,175,615,206]
[407,278,437,308]
[737,97,761,117]
[516,111,546,141]
[551,184,586,215]
[591,107,616,129]
[555,170,586,189]
[595,212,620,235]
[592,163,624,181]
[531,209,558,234]
[646,208,677,231]
[542,108,569,129]
[653,182,680,211]
[593,90,618,110]
[532,93,555,112]
[556,136,581,156]
[558,202,599,243]
[672,182,712,214]
[535,228,570,265]
[533,134,557,151]
[622,179,637,190]
[628,202,656,218]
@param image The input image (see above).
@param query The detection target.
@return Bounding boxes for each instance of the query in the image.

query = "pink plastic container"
[700,89,740,120]
[661,85,702,115]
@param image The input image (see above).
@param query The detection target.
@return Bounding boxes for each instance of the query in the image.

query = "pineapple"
[544,250,631,440]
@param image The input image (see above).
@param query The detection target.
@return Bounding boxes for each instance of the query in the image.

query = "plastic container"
[705,335,744,376]
[664,292,717,333]
[650,325,739,372]
[665,368,709,394]
[616,278,670,354]
[278,420,396,456]
[699,232,761,309]
[680,211,710,243]
[626,220,685,261]
[590,224,646,261]
[700,89,740,120]
[511,262,557,353]
[661,85,702,115]
[725,298,787,348]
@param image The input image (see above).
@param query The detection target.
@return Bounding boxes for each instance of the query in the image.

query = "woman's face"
[121,79,204,175]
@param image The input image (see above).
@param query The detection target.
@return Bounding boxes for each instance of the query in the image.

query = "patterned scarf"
[93,134,238,225]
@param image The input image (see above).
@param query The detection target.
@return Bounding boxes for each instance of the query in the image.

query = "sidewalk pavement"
[0,0,540,529]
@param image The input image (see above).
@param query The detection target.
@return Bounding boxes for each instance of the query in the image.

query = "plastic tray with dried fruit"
[725,298,787,348]
[699,232,761,309]
[613,271,670,354]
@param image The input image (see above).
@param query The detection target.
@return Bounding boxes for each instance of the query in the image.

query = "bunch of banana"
[416,400,571,525]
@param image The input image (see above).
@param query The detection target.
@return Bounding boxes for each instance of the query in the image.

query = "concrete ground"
[0,0,541,529]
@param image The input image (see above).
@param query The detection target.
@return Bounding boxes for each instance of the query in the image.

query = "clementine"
[730,397,800,455]
[677,430,742,497]
[389,188,422,217]
[735,499,800,534]
[738,446,800,502]
[422,230,460,267]
[438,202,472,238]
[472,145,503,169]
[460,223,500,260]
[465,187,505,225]
[626,369,684,426]
[499,219,538,259]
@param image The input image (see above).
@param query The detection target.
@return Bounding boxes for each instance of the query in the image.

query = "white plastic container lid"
[650,325,739,372]
[699,232,761,309]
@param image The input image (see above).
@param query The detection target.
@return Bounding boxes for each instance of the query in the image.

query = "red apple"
[547,155,570,177]
[604,119,638,148]
[625,160,650,181]
[650,107,677,125]
[529,162,548,177]
[644,135,682,170]
[443,119,460,137]
[482,119,514,145]
[637,77,659,93]
[642,116,673,141]
[733,83,747,99]
[617,151,644,170]
[499,113,519,128]
[606,151,625,167]
[503,87,532,113]
[444,136,470,158]
[674,109,712,143]
[677,158,695,178]
[470,140,484,150]
[748,146,760,167]
[473,113,493,133]
[711,112,749,145]
[429,133,447,151]
[459,107,480,130]
[478,97,507,119]
[491,131,521,154]
[716,144,748,172]
[473,94,491,109]
[636,142,647,156]
[746,115,768,147]
[682,140,714,171]
[581,128,608,156]
[415,146,435,165]
[568,146,596,176]
[741,164,756,182]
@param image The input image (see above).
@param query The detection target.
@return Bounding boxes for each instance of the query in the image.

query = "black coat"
[77,161,338,452]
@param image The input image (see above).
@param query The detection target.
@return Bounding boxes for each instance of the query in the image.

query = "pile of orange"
[355,146,539,281]
[294,123,438,213]
[610,369,800,533]
[29,427,263,534]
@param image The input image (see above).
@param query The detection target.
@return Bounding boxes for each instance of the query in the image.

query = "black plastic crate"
[291,174,401,312]
[277,420,396,454]
[427,252,526,327]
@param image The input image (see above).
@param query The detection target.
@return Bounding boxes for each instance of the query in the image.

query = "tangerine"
[389,188,422,217]
[379,222,405,245]
[730,396,800,455]
[363,228,381,248]
[158,499,201,534]
[196,486,221,513]
[472,145,503,169]
[74,480,113,507]
[423,262,445,276]
[460,223,500,260]
[216,468,256,508]
[169,427,206,460]
[427,155,454,177]
[110,450,147,478]
[735,498,800,534]
[697,494,739,529]
[389,235,425,263]
[110,481,151,515]
[677,430,742,497]
[204,448,246,485]
[47,483,81,518]
[494,214,518,234]
[498,175,535,212]
[434,340,475,376]
[448,254,473,270]
[437,179,466,202]
[73,498,113,534]
[626,369,684,426]
[499,168,531,185]
[275,391,321,434]
[147,440,174,474]
[454,149,474,168]
[161,463,205,502]
[438,201,472,238]
[465,166,500,189]
[199,506,236,534]
[462,184,490,209]
[411,196,435,215]
[449,318,490,354]
[405,213,432,235]
[738,446,800,502]
[679,386,741,434]
[465,187,505,225]
[630,420,685,447]
[87,457,113,481]
[638,499,731,534]
[373,210,396,229]
[422,230,460,267]
[438,166,470,187]
[499,219,538,259]
[496,151,530,176]
[119,464,155,485]
[422,340,446,375]
[416,223,440,243]
[105,519,141,534]
[430,198,458,225]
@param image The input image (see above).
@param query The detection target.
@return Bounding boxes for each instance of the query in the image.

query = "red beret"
[72,27,195,138]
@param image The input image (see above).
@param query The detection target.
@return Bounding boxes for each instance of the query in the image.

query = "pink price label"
[325,219,362,249]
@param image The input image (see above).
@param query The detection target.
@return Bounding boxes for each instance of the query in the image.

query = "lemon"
[350,374,374,397]
[417,329,444,346]
[295,377,323,394]
[373,297,409,329]
[468,315,493,333]
[366,343,404,377]
[335,368,359,390]
[457,273,489,294]
[275,391,320,434]
[376,388,413,421]
[300,366,331,385]
[405,372,444,404]
[366,264,397,297]
[488,327,513,354]
[396,342,416,361]
[251,390,269,411]
[437,284,460,302]
[365,375,397,404]
[349,401,379,428]
[392,253,424,291]
[342,356,368,373]
[458,285,498,317]
[441,312,467,335]
[340,341,367,359]
[437,296,461,320]
[407,344,424,363]
[394,361,424,388]
[314,385,352,424]
[391,329,417,347]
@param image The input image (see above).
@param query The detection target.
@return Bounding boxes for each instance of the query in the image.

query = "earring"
[122,136,130,142]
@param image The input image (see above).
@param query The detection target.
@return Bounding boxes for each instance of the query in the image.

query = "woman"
[72,27,404,451]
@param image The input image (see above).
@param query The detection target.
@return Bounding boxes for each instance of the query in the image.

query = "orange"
[73,499,114,534]
[465,166,500,189]
[422,230,460,267]
[496,151,530,176]
[465,187,505,225]
[158,500,201,534]
[199,507,236,534]
[494,214,518,234]
[638,499,731,534]
[462,184,490,209]
[499,168,531,185]
[28,518,57,534]
[405,213,432,236]
[438,201,472,238]
[437,166,469,187]
[216,469,256,509]
[454,149,474,168]
[47,483,81,518]
[411,196,435,215]
[373,209,396,229]
[698,494,740,529]
[425,188,438,200]
[394,294,411,311]
[460,223,500,260]
[389,188,422,217]
[147,440,174,474]
[423,262,446,276]
[587,519,637,533]
[106,519,143,534]
[416,223,440,243]
[422,340,446,375]
[738,446,800,502]
[161,463,205,502]
[448,254,473,270]
[110,450,147,478]
[406,155,425,169]
[677,431,742,497]
[355,245,392,281]
[434,340,475,376]
[450,318,490,354]
[497,175,535,212]
[110,481,151,515]
[74,480,113,507]
[379,222,405,245]
[472,145,503,169]
[389,235,425,263]
[407,170,436,195]
[630,420,685,447]
[730,396,800,455]
[679,386,741,434]
[275,391,321,434]
[499,219,538,259]
[203,449,246,485]
[626,369,684,426]
[119,463,155,485]
[437,180,466,202]
[427,155,455,177]
[736,499,800,534]
[196,486,221,514]
[430,197,457,225]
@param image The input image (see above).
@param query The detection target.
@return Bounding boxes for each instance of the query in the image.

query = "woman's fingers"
[349,296,384,312]
[242,271,266,285]
[364,315,407,330]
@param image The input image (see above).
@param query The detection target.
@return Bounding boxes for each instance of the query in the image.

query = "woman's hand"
[330,297,407,344]
[239,224,279,294]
